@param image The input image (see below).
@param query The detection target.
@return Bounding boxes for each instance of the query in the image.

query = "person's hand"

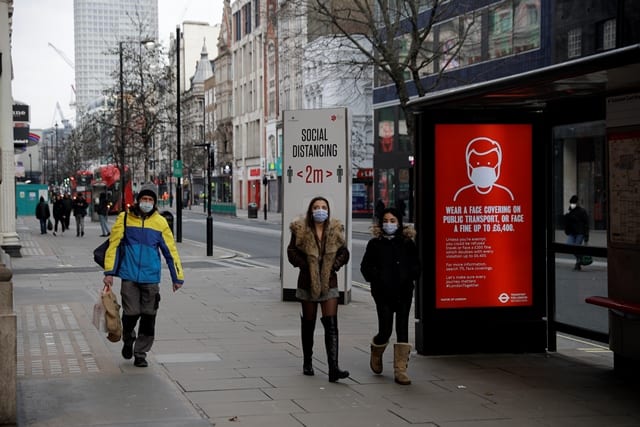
[103,275,113,288]
[173,283,183,292]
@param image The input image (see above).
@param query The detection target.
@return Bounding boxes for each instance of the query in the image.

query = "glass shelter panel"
[552,121,607,246]
[551,120,608,338]
[553,254,608,335]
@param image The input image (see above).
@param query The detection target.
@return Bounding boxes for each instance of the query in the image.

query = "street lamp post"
[54,123,58,187]
[119,41,126,211]
[195,142,213,256]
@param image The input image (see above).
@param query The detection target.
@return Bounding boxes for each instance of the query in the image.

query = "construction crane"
[52,101,70,128]
[48,42,76,108]
[48,42,74,69]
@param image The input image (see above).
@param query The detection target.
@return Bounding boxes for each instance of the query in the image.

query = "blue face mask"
[312,208,328,223]
[382,223,398,235]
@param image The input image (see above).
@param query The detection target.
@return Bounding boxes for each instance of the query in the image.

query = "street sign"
[281,108,352,303]
[173,160,183,177]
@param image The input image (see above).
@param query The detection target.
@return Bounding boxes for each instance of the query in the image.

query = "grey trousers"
[121,280,160,358]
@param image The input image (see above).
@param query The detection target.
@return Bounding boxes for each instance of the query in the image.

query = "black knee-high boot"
[321,316,349,382]
[301,317,316,375]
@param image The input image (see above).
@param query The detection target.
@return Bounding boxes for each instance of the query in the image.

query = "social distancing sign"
[281,108,352,303]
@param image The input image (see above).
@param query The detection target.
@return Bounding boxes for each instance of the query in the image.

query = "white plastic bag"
[92,293,107,332]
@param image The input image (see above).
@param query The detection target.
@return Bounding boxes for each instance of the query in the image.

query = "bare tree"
[101,15,176,185]
[278,0,479,138]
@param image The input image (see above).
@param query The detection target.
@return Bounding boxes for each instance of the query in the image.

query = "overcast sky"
[11,0,224,130]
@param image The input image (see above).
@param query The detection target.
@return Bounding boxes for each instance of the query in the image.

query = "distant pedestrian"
[103,183,184,368]
[52,194,66,236]
[96,192,110,236]
[564,194,590,270]
[287,196,350,382]
[35,196,51,234]
[397,199,406,219]
[62,193,73,231]
[360,207,420,385]
[375,199,385,221]
[72,193,88,237]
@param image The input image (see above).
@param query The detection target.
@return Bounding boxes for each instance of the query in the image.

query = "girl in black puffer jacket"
[360,207,420,385]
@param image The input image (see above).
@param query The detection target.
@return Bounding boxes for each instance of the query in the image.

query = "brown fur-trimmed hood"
[290,217,346,299]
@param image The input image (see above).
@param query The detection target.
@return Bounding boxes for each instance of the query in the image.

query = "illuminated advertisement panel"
[435,124,532,308]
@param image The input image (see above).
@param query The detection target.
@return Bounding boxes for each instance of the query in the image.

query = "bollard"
[0,261,17,424]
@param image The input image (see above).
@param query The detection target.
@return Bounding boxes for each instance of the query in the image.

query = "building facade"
[230,0,267,209]
[181,42,214,206]
[302,35,374,216]
[179,21,220,94]
[73,0,158,114]
[212,0,235,204]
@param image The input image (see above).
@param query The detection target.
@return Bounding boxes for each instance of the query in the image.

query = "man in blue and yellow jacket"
[103,183,184,367]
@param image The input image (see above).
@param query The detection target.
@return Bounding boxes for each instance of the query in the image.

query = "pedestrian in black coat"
[62,193,73,231]
[360,207,420,385]
[72,193,89,237]
[35,196,51,234]
[564,194,590,270]
[52,194,66,235]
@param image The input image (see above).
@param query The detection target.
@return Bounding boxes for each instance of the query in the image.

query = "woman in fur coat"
[360,207,420,385]
[287,196,350,382]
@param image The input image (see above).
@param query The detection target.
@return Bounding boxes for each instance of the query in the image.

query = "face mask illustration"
[470,166,498,189]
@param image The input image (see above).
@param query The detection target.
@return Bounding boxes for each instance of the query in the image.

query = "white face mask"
[139,201,154,213]
[569,203,577,210]
[470,166,498,189]
[382,223,398,235]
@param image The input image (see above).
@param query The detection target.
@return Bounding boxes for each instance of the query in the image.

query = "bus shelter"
[410,44,640,374]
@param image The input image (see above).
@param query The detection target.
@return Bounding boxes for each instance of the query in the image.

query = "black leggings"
[373,297,412,345]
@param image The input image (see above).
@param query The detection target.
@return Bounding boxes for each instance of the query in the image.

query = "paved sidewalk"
[7,213,640,426]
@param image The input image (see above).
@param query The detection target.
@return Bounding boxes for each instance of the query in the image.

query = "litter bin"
[248,203,258,218]
[161,210,174,234]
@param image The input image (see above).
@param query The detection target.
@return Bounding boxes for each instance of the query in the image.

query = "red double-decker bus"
[71,170,94,205]
[92,164,133,213]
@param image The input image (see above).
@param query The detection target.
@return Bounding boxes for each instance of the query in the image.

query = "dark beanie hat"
[569,195,578,204]
[137,183,158,204]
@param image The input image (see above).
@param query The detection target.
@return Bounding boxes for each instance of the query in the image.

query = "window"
[596,18,616,51]
[244,3,252,35]
[567,28,582,59]
[513,0,540,53]
[234,12,241,41]
[254,0,260,28]
[376,107,395,154]
[489,2,514,59]
[459,13,482,66]
[603,19,616,50]
[438,19,460,71]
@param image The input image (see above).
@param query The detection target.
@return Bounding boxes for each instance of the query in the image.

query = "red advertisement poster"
[435,124,532,308]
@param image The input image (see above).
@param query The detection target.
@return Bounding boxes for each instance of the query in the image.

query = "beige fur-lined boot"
[393,343,412,385]
[370,341,387,374]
